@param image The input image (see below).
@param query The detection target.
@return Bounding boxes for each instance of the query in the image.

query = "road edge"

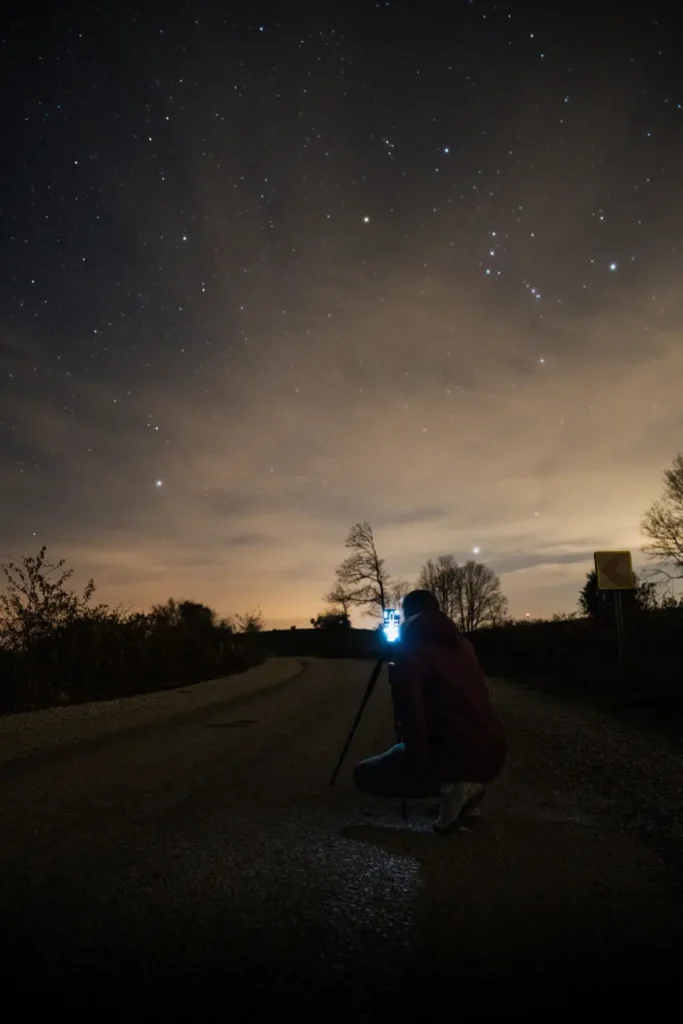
[0,657,306,766]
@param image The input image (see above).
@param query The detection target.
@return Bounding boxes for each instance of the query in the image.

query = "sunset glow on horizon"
[2,7,681,627]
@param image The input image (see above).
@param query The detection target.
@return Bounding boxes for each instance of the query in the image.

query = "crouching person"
[353,590,507,832]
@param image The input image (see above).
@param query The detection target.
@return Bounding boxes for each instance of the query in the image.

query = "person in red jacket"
[353,589,507,832]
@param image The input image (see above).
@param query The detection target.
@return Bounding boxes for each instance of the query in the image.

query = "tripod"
[329,657,408,821]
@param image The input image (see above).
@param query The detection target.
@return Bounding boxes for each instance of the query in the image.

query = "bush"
[470,606,683,706]
[0,550,264,713]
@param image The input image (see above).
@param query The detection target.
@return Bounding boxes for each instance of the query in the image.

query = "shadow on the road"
[205,719,258,728]
[340,816,484,857]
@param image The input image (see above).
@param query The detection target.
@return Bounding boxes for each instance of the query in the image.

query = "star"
[362,216,370,223]
[155,480,163,487]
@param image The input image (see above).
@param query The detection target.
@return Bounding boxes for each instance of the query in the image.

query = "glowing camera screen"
[383,608,401,643]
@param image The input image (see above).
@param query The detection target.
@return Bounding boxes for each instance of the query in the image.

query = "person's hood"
[400,608,462,645]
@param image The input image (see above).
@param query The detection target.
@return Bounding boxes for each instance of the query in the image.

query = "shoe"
[432,783,485,833]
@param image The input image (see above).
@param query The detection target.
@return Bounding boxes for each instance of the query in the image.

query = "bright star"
[363,215,370,223]
[155,480,163,487]
[609,262,618,271]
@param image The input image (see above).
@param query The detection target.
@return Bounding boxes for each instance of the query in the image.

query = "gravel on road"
[1,659,681,1018]
[0,657,304,765]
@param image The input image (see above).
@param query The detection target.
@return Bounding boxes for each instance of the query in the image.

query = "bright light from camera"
[383,608,400,642]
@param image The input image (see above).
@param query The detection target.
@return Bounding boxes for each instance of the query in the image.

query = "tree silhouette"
[578,570,658,620]
[334,521,390,617]
[457,560,508,631]
[641,452,683,581]
[417,555,508,631]
[387,578,412,609]
[152,598,217,632]
[235,607,265,633]
[417,555,461,620]
[0,546,95,652]
[323,581,354,619]
[310,611,351,630]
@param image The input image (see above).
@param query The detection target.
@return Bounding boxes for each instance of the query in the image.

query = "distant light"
[609,262,618,271]
[363,215,370,223]
[472,546,481,554]
[443,146,450,153]
[155,480,163,487]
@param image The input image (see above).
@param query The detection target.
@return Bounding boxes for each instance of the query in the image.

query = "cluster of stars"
[1,2,681,622]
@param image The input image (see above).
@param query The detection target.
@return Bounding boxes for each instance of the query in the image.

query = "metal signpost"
[594,551,635,667]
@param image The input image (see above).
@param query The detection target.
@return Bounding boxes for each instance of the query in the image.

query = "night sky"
[2,2,682,626]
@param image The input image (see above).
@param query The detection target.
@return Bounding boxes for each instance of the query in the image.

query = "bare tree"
[334,521,391,617]
[416,555,507,630]
[388,578,412,609]
[417,555,460,619]
[456,560,508,631]
[0,546,95,652]
[323,581,354,619]
[485,588,509,627]
[458,560,506,631]
[641,453,683,581]
[235,607,265,632]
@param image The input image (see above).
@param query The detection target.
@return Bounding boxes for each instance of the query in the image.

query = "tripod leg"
[392,698,409,822]
[329,659,384,787]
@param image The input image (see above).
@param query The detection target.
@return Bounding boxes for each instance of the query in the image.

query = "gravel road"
[1,658,681,1018]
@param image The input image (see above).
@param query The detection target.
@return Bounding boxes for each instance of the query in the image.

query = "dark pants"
[353,743,442,799]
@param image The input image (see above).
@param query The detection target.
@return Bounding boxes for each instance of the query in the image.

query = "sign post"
[594,551,635,668]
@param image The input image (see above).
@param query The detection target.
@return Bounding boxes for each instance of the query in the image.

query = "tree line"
[0,546,265,712]
[3,452,682,708]
[314,451,683,631]
[313,521,508,633]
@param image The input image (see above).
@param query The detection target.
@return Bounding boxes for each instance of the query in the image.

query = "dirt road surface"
[1,658,681,1017]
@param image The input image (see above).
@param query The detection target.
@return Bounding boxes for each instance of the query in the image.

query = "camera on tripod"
[382,607,401,644]
[330,605,408,819]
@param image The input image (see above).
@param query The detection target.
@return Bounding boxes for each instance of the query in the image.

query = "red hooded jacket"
[388,609,507,783]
